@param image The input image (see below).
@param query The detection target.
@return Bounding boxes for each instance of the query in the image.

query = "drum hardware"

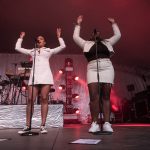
[8,76,21,104]
[0,80,10,86]
[0,75,11,104]
[4,71,29,104]
[14,63,30,105]
[0,80,10,104]
[0,80,11,105]
[0,62,31,105]
[21,61,32,68]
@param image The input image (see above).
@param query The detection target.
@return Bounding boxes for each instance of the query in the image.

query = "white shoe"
[18,126,31,134]
[40,126,48,134]
[88,121,100,133]
[103,122,113,132]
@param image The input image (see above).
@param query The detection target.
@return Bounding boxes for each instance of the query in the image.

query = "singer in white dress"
[15,28,66,134]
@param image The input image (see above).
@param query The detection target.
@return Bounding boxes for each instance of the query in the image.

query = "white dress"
[15,38,66,85]
[73,23,121,84]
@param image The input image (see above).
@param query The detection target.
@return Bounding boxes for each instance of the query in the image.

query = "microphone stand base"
[92,131,113,135]
[20,131,39,136]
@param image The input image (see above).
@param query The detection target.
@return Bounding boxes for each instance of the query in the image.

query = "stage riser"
[0,105,63,128]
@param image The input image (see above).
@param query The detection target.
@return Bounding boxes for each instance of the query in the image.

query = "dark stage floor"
[0,123,150,150]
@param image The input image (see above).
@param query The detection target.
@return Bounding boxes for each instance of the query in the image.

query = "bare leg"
[101,83,112,122]
[88,83,100,122]
[40,84,51,126]
[26,85,39,127]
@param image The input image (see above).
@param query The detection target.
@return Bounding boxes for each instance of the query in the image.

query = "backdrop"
[0,53,150,122]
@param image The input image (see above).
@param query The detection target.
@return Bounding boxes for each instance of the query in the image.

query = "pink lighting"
[58,85,65,90]
[22,86,27,91]
[75,110,80,114]
[74,76,79,81]
[112,104,119,112]
[59,69,64,74]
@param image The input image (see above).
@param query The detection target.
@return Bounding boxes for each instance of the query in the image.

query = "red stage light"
[75,110,80,114]
[22,86,27,91]
[72,94,79,99]
[58,85,65,90]
[112,104,119,112]
[75,95,79,99]
[59,69,64,74]
[74,76,79,81]
[58,86,63,90]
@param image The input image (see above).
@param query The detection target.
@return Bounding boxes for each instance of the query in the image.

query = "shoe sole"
[18,131,30,134]
[88,130,100,133]
[40,131,48,134]
[103,129,114,133]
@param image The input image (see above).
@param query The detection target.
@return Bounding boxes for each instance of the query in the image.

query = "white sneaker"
[40,126,48,134]
[103,122,113,132]
[18,126,31,134]
[88,121,100,133]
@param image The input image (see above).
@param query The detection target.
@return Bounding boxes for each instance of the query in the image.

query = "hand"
[107,18,115,24]
[77,15,83,25]
[57,28,61,38]
[20,32,25,39]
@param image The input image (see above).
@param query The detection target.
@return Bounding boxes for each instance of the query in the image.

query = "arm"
[106,18,121,45]
[51,28,66,54]
[73,15,86,49]
[15,32,32,55]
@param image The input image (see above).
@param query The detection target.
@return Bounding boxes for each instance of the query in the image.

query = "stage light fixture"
[72,94,79,99]
[59,69,64,74]
[21,81,27,91]
[74,76,79,81]
[22,86,27,91]
[65,58,73,71]
[58,84,66,90]
[65,58,73,67]
[75,109,80,114]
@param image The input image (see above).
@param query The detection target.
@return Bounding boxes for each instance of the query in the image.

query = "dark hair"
[36,35,47,47]
[36,35,46,42]
[89,29,103,42]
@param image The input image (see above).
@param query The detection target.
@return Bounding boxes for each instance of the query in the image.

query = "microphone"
[34,38,40,43]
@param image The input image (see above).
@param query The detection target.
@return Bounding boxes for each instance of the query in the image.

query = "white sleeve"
[15,38,33,55]
[73,25,86,49]
[106,23,121,45]
[50,38,66,55]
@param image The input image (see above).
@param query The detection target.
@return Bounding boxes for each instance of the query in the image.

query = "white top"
[15,38,66,85]
[73,23,121,56]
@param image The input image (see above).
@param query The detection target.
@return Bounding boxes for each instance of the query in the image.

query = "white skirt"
[28,66,54,86]
[87,58,114,84]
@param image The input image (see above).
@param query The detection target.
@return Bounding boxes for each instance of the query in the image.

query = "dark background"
[0,0,149,67]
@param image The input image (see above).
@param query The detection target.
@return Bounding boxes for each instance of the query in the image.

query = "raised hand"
[107,18,115,24]
[77,15,83,25]
[20,32,25,39]
[57,28,61,38]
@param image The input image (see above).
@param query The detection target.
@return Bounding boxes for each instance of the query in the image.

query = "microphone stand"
[21,42,39,136]
[93,36,112,135]
[11,63,18,104]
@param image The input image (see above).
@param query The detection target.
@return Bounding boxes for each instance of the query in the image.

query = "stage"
[0,123,150,150]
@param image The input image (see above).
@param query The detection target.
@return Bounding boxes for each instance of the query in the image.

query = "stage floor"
[0,123,150,150]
